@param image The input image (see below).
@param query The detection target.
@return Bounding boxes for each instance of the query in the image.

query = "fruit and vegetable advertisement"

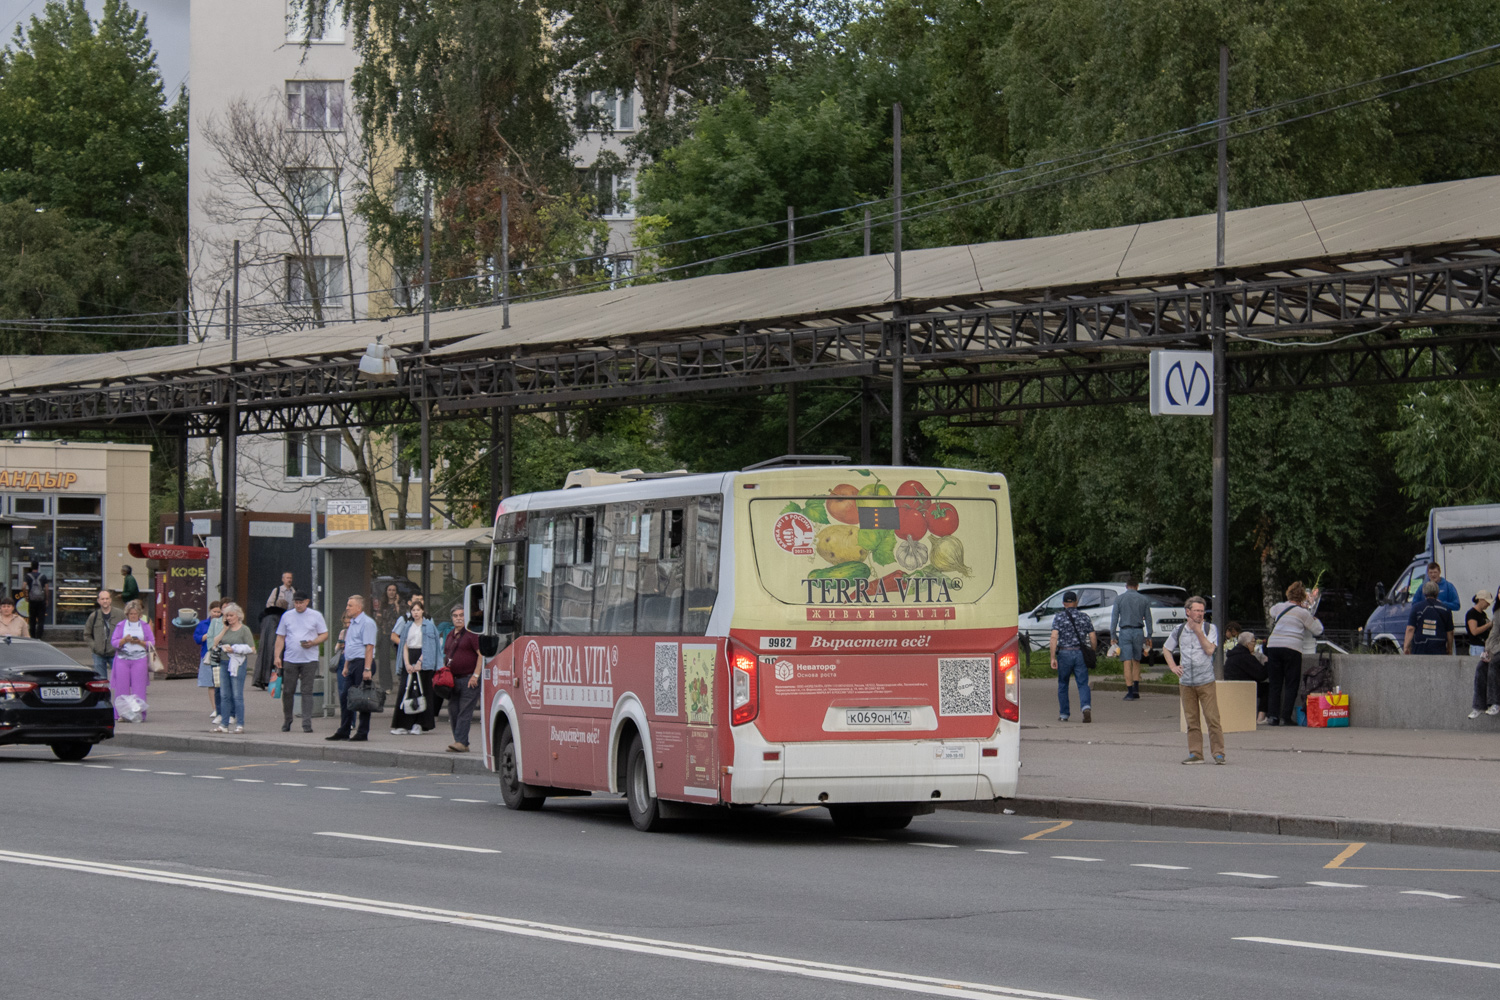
[747,468,1000,618]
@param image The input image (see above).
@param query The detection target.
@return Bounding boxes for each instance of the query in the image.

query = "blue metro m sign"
[1148,350,1214,417]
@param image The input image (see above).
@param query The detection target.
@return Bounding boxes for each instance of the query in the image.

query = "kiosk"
[129,542,211,679]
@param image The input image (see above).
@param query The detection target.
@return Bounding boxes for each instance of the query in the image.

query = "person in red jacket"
[443,606,483,752]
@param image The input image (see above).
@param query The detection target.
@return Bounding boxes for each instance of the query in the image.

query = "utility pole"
[787,383,798,455]
[787,206,795,266]
[890,102,905,467]
[420,183,432,597]
[176,298,188,546]
[500,184,511,330]
[223,240,241,602]
[1212,44,1230,675]
[864,208,872,257]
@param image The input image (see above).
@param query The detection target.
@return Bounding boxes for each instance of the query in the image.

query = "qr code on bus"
[654,642,679,717]
[937,657,992,716]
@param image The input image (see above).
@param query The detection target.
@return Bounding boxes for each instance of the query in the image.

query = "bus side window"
[554,512,596,633]
[638,507,684,633]
[683,495,722,634]
[595,502,640,635]
[525,515,556,634]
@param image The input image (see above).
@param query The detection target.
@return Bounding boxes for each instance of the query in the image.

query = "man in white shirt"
[1163,595,1223,765]
[273,591,329,733]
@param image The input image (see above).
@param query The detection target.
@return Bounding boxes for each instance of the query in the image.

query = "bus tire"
[827,805,914,832]
[625,736,664,832]
[496,726,544,811]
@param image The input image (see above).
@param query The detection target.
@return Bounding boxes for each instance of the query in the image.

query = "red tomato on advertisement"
[925,501,959,536]
[895,505,928,541]
[897,480,930,500]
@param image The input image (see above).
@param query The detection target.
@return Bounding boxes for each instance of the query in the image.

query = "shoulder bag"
[433,665,455,696]
[400,670,427,715]
[1072,610,1098,670]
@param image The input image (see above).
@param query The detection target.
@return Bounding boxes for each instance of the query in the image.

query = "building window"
[289,168,339,218]
[580,90,635,131]
[285,432,343,480]
[392,168,428,217]
[286,80,345,131]
[601,171,634,220]
[286,255,345,309]
[286,1,347,43]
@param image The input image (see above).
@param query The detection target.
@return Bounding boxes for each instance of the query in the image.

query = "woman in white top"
[1264,580,1323,726]
[390,599,440,734]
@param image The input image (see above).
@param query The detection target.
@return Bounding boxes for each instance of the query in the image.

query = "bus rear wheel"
[827,805,914,832]
[496,727,544,811]
[625,736,665,832]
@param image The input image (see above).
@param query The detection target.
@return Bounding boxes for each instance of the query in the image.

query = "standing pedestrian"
[120,565,140,605]
[196,601,225,724]
[390,599,439,735]
[0,594,29,636]
[375,582,406,693]
[1404,580,1455,656]
[108,600,156,722]
[1224,629,1270,725]
[327,595,377,741]
[212,603,256,733]
[273,591,329,734]
[84,589,125,676]
[1110,577,1152,701]
[1164,596,1224,764]
[256,572,296,689]
[444,606,483,752]
[1409,561,1461,613]
[1265,580,1323,726]
[23,561,50,640]
[1466,590,1496,720]
[1048,591,1095,724]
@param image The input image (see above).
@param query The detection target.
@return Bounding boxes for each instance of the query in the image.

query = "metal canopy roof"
[3,173,1499,398]
[310,528,493,550]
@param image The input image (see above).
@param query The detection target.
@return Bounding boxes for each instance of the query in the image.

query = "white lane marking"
[55,762,81,766]
[1051,856,1103,862]
[315,786,349,791]
[233,779,264,784]
[360,790,395,795]
[192,775,225,780]
[277,783,307,787]
[977,849,1027,855]
[155,771,185,776]
[1235,937,1500,970]
[122,768,151,772]
[1219,872,1277,879]
[0,848,1097,1000]
[1306,881,1365,888]
[1401,890,1464,900]
[450,798,487,803]
[910,842,955,849]
[314,832,499,854]
[83,764,112,769]
[406,794,441,800]
[1132,864,1190,870]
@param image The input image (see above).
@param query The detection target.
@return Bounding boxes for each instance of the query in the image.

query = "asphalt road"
[2,744,1496,1000]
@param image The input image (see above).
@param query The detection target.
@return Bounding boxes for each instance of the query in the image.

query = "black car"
[0,637,113,760]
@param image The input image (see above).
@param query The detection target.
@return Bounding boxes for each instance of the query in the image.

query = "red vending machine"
[129,542,211,679]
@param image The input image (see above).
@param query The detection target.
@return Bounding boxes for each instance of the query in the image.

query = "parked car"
[1365,503,1500,652]
[0,637,114,760]
[1018,583,1189,657]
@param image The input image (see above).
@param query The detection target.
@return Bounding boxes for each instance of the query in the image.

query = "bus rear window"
[749,486,997,608]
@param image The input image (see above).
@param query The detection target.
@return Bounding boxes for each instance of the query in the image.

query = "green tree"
[1386,380,1500,513]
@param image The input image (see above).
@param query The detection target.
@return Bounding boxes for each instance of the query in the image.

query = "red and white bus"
[466,464,1020,831]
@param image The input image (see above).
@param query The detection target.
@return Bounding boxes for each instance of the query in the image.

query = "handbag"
[433,665,455,696]
[400,671,428,715]
[346,681,385,714]
[1071,610,1098,670]
[149,650,167,675]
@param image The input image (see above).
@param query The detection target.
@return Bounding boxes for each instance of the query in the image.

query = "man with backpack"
[1404,580,1455,655]
[23,562,49,640]
[1049,591,1096,723]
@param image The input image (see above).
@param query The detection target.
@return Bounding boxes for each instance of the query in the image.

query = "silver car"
[1017,583,1188,656]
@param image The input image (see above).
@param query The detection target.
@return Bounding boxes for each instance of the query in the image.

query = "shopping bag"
[269,675,282,699]
[1306,691,1350,728]
[113,694,144,723]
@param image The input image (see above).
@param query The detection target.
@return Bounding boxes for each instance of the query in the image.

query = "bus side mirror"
[478,633,501,658]
[464,582,486,634]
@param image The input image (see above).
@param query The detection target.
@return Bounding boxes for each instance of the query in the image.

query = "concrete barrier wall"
[1332,654,1500,732]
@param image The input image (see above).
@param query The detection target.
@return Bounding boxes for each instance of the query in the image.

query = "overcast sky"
[1,0,189,98]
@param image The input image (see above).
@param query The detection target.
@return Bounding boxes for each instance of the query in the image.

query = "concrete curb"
[942,795,1500,853]
[108,730,491,776]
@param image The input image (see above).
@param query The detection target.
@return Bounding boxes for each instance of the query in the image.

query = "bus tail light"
[731,648,759,726]
[995,637,1019,723]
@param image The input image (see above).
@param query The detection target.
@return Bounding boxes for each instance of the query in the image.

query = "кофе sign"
[0,471,79,491]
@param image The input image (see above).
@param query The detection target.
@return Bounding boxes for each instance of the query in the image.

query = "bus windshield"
[748,485,998,608]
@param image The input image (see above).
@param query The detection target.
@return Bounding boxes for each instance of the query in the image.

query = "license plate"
[39,686,82,701]
[844,708,912,727]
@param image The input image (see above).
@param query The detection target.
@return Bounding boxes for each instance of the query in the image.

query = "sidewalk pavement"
[70,653,1500,848]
